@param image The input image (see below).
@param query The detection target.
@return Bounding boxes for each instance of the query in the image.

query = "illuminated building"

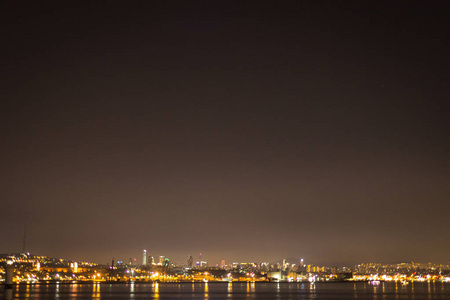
[187,255,193,268]
[159,256,165,265]
[143,250,147,266]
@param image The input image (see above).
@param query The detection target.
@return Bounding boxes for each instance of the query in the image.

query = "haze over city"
[1,1,449,267]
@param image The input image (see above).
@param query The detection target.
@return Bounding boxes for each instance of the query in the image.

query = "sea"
[2,281,450,299]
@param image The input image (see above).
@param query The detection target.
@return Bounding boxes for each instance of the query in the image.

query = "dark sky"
[1,1,449,266]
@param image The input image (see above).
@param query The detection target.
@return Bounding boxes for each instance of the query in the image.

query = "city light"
[1,253,449,284]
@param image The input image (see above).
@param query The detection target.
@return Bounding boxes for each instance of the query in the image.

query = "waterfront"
[2,281,450,299]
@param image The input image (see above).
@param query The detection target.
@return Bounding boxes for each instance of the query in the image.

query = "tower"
[187,255,193,268]
[143,250,147,266]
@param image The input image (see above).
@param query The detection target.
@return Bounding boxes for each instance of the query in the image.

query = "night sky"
[1,1,449,266]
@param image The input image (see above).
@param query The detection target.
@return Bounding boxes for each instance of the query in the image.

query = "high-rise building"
[143,250,147,266]
[150,256,154,265]
[187,255,193,268]
[159,256,165,265]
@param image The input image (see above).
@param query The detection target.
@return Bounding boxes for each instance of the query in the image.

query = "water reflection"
[153,282,160,299]
[275,283,281,300]
[310,283,317,299]
[6,281,450,300]
[204,282,209,298]
[70,283,79,296]
[130,282,135,299]
[55,282,60,299]
[25,283,31,298]
[92,282,101,300]
[227,282,232,297]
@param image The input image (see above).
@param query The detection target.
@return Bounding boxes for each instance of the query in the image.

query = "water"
[3,281,450,299]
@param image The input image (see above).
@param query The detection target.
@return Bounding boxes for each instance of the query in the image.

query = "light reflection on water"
[227,281,232,298]
[310,283,317,300]
[4,281,450,299]
[204,282,209,299]
[153,282,159,299]
[25,284,30,299]
[129,282,135,299]
[92,282,100,299]
[55,282,59,299]
[70,283,78,296]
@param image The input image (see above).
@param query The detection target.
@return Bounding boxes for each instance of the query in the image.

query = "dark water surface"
[3,281,450,299]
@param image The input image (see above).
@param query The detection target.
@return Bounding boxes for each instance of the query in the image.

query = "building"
[142,250,147,266]
[187,255,193,268]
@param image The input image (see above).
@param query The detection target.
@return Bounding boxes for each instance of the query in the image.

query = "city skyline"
[1,2,449,266]
[2,251,449,271]
[2,252,449,299]
[3,247,449,269]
